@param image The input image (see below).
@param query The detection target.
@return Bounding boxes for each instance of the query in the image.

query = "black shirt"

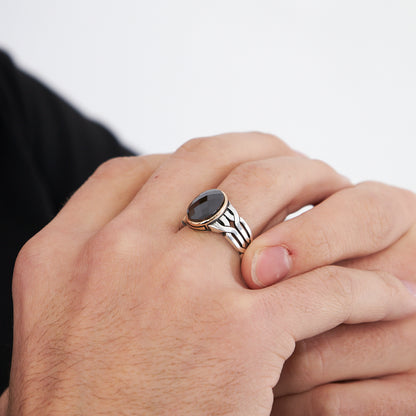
[0,50,135,393]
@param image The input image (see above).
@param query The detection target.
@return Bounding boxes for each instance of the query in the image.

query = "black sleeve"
[0,50,136,212]
[0,49,137,393]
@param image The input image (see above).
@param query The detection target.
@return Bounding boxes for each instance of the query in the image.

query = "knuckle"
[295,338,327,388]
[357,180,388,191]
[12,233,50,296]
[210,292,253,330]
[308,385,342,416]
[86,223,137,269]
[227,292,257,324]
[178,136,206,152]
[409,190,416,208]
[376,270,403,300]
[317,266,354,312]
[15,237,40,268]
[355,181,416,248]
[306,223,334,261]
[229,160,276,190]
[252,292,296,356]
[394,185,416,209]
[331,268,354,300]
[245,131,292,153]
[366,322,398,358]
[409,224,416,245]
[310,157,334,172]
[367,206,392,247]
[92,156,136,180]
[246,130,283,143]
[175,136,219,158]
[397,317,416,347]
[13,241,37,293]
[128,155,160,180]
[309,158,348,183]
[175,132,288,161]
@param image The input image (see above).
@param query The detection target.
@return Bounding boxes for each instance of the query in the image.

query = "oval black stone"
[187,189,225,222]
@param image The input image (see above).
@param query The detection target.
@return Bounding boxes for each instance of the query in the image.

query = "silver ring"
[182,189,252,254]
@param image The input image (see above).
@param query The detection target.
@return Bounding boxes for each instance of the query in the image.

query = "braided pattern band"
[208,203,252,253]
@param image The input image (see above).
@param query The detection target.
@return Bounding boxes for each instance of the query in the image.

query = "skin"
[241,186,416,414]
[239,166,416,414]
[0,132,415,415]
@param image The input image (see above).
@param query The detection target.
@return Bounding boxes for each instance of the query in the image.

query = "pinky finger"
[271,373,416,416]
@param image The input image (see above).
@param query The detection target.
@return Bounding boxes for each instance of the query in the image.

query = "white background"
[1,0,415,191]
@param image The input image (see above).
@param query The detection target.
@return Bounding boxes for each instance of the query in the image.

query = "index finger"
[242,181,416,288]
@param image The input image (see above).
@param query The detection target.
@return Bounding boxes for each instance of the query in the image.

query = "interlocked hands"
[2,133,416,415]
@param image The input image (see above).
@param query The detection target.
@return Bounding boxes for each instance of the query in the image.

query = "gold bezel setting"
[184,189,229,230]
[182,189,252,254]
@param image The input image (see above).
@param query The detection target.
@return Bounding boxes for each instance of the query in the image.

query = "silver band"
[207,203,252,253]
[183,189,252,254]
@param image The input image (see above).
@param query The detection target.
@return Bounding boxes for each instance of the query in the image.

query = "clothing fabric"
[0,50,135,392]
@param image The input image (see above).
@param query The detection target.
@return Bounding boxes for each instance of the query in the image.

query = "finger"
[276,316,416,397]
[272,374,416,415]
[340,224,416,280]
[257,265,416,347]
[174,155,348,287]
[244,181,416,288]
[11,155,168,315]
[48,154,167,235]
[174,156,349,287]
[120,132,296,231]
[218,157,349,238]
[14,154,167,293]
[207,156,348,284]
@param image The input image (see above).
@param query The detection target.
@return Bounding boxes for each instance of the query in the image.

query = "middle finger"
[176,155,349,276]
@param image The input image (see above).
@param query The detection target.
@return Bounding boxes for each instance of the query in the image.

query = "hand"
[7,133,416,416]
[276,226,416,415]
[239,180,416,414]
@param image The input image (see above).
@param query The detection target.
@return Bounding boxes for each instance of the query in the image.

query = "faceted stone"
[187,189,225,222]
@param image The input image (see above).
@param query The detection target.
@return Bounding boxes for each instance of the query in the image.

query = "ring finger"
[178,156,349,280]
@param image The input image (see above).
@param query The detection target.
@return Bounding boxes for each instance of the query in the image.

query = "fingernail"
[252,246,292,287]
[401,280,416,296]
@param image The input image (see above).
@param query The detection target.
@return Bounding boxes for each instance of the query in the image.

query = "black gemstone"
[187,189,225,222]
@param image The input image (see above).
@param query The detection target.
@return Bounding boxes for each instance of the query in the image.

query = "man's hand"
[6,133,416,415]
[240,179,416,414]
[275,226,416,415]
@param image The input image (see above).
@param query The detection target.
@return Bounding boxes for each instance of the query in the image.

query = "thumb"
[242,245,292,288]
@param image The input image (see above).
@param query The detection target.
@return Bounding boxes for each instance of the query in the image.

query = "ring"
[182,189,252,254]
